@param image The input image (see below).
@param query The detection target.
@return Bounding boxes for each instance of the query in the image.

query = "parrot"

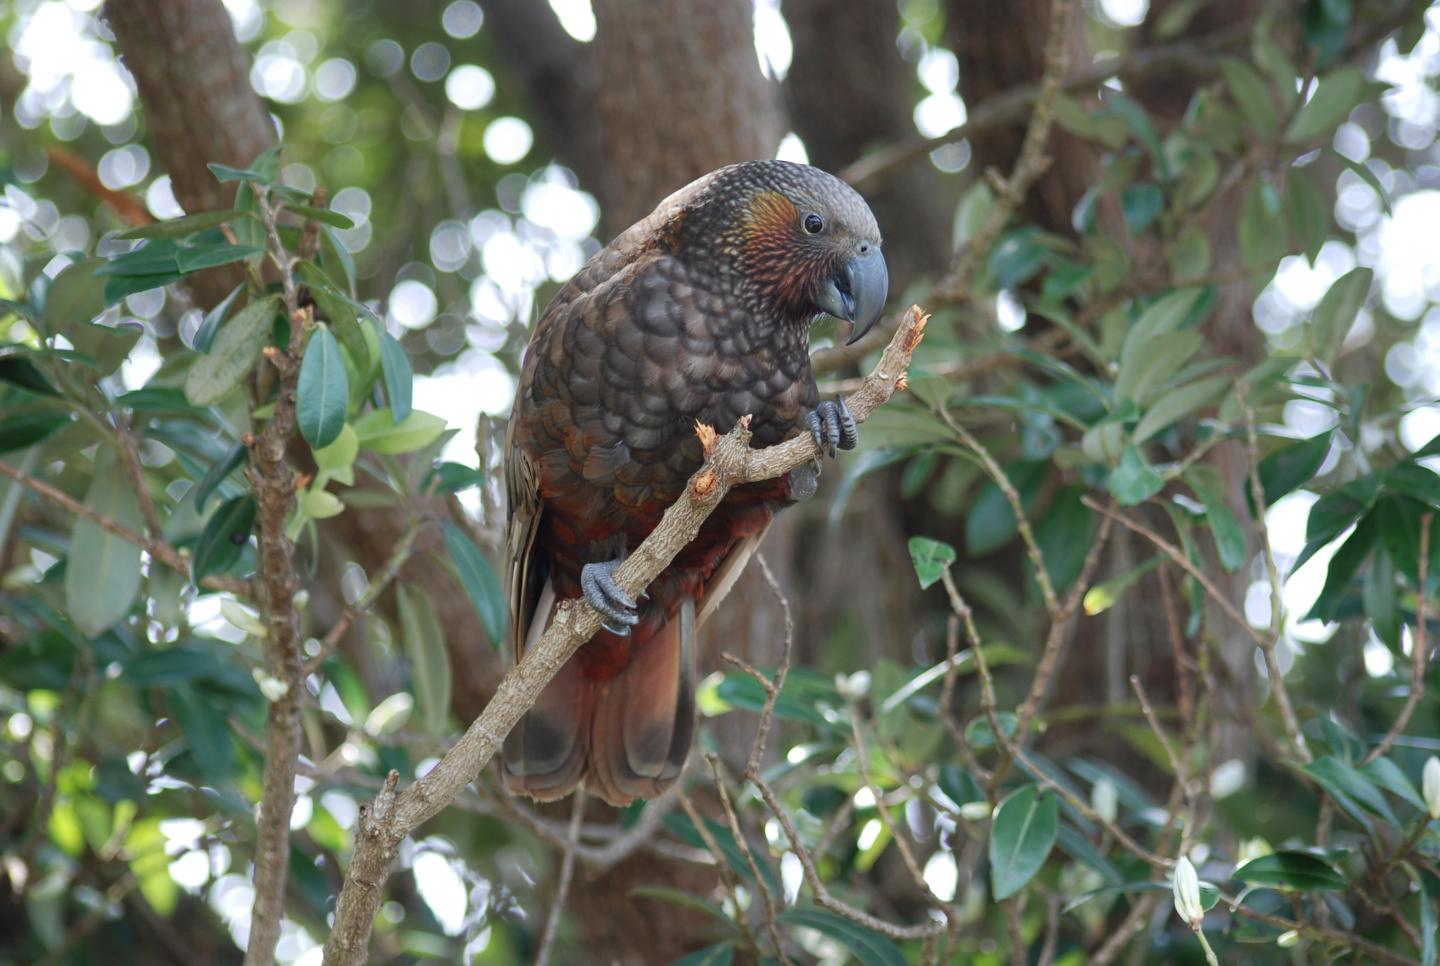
[501,160,888,806]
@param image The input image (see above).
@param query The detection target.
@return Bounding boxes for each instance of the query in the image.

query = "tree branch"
[320,305,928,964]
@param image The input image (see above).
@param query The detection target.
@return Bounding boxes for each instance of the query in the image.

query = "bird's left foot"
[580,558,640,635]
[805,398,858,458]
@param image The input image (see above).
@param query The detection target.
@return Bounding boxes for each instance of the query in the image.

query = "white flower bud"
[959,801,993,822]
[1424,756,1440,821]
[1172,856,1205,928]
[834,670,871,700]
[252,669,290,702]
[1091,777,1118,825]
[1276,930,1300,948]
[221,598,267,638]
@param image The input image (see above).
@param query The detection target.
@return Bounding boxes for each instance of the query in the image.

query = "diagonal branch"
[320,305,929,965]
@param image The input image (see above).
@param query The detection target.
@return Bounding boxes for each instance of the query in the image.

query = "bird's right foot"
[580,558,640,635]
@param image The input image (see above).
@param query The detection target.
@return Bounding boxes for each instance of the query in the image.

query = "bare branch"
[534,791,585,966]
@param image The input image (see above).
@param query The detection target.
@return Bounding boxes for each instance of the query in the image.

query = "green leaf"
[1305,508,1375,622]
[1364,547,1400,647]
[379,332,413,422]
[192,440,247,512]
[1329,148,1392,215]
[1305,755,1397,824]
[1121,183,1164,235]
[1256,430,1333,508]
[1082,556,1160,615]
[193,283,244,353]
[966,710,1018,749]
[0,356,60,397]
[1133,374,1230,443]
[965,460,1047,556]
[989,784,1059,900]
[352,408,447,455]
[397,583,452,737]
[1109,444,1164,506]
[1233,850,1347,890]
[207,145,281,185]
[1186,465,1248,572]
[65,462,144,637]
[1285,68,1367,143]
[628,885,732,927]
[174,238,263,274]
[117,210,248,240]
[672,944,734,966]
[1222,58,1279,139]
[1287,170,1329,264]
[313,424,358,487]
[1034,487,1093,592]
[1168,226,1212,281]
[282,204,355,229]
[937,764,983,806]
[664,812,782,894]
[1238,179,1288,271]
[778,908,906,966]
[184,295,278,405]
[42,257,106,331]
[1309,268,1371,366]
[1421,872,1438,966]
[0,410,71,454]
[1361,756,1423,810]
[1065,879,1219,913]
[907,535,956,590]
[423,461,486,493]
[441,522,506,647]
[168,685,236,780]
[297,325,349,448]
[190,495,256,587]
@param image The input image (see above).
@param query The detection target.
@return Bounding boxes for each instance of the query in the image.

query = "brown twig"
[533,791,585,966]
[244,186,311,966]
[0,460,248,595]
[320,306,928,963]
[705,755,790,964]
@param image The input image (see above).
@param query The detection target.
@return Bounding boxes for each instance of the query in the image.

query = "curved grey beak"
[814,243,889,345]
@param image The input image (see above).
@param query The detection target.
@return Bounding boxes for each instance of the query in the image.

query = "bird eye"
[803,213,824,234]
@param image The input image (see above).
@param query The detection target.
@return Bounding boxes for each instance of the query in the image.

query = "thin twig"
[533,791,585,966]
[705,755,790,964]
[0,459,248,595]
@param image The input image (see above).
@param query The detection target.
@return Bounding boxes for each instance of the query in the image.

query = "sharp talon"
[837,397,858,450]
[806,410,823,451]
[602,620,631,636]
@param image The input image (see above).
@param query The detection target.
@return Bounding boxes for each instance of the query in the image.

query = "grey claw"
[786,459,821,502]
[581,558,640,634]
[806,409,824,453]
[836,397,858,451]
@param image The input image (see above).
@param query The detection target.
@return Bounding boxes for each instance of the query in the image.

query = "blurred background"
[3,0,1440,963]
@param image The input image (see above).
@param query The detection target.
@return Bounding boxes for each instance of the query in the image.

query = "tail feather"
[588,598,696,806]
[501,586,697,807]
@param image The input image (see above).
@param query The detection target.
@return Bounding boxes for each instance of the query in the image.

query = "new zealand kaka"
[501,160,887,806]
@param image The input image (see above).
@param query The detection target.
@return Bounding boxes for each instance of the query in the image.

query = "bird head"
[676,161,889,345]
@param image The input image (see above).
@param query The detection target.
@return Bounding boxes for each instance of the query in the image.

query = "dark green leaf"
[1305,755,1396,824]
[1364,548,1400,647]
[965,461,1047,556]
[1310,268,1371,366]
[122,647,238,687]
[168,685,235,781]
[423,461,485,494]
[1233,850,1347,890]
[193,283,244,353]
[207,146,281,185]
[986,227,1050,290]
[283,204,355,229]
[1361,757,1423,810]
[116,210,247,240]
[907,535,956,589]
[42,257,106,329]
[190,495,256,586]
[103,272,186,306]
[990,784,1059,899]
[0,410,71,454]
[966,711,1018,749]
[672,944,734,966]
[174,239,263,274]
[779,908,905,966]
[1239,178,1288,271]
[95,242,180,278]
[379,332,413,422]
[1256,430,1333,508]
[397,583,452,737]
[441,522,506,647]
[1121,183,1164,235]
[193,441,248,511]
[937,764,983,806]
[1034,487,1093,592]
[1288,171,1329,264]
[297,325,349,449]
[1305,509,1376,623]
[1222,58,1279,139]
[0,356,59,397]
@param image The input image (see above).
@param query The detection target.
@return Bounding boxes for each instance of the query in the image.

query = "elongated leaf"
[1133,374,1230,443]
[1361,756,1423,810]
[297,325,349,448]
[192,441,247,511]
[1305,509,1376,622]
[193,283,244,353]
[1064,879,1219,913]
[1285,67,1367,143]
[1186,465,1248,572]
[0,356,60,396]
[168,685,236,780]
[441,522,506,646]
[1310,268,1371,366]
[283,204,355,229]
[1109,444,1164,506]
[672,944,734,966]
[779,909,905,966]
[117,210,247,240]
[628,885,731,926]
[1305,755,1397,824]
[990,784,1059,899]
[1257,430,1333,508]
[42,257,106,330]
[379,332,413,422]
[1233,850,1347,890]
[0,411,71,454]
[65,463,144,637]
[190,495,256,586]
[1222,58,1279,140]
[397,583,452,736]
[184,295,278,405]
[175,239,263,274]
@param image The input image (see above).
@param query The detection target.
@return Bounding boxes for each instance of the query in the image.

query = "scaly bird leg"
[805,397,858,458]
[785,458,822,503]
[580,557,640,635]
